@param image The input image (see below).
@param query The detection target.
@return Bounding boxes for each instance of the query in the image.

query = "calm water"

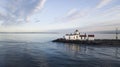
[0,34,120,67]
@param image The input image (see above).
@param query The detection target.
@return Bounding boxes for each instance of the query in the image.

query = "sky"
[0,0,120,32]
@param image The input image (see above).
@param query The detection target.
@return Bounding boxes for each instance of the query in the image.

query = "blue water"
[0,34,120,67]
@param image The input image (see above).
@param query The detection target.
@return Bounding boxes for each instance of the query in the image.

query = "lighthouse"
[64,29,95,41]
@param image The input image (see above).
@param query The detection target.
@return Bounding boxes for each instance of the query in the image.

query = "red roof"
[66,34,69,35]
[88,35,94,37]
[80,35,87,37]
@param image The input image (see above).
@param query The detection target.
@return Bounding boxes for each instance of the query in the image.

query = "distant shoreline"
[0,32,59,34]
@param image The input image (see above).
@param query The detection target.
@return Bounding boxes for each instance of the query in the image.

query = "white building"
[64,30,95,41]
[88,35,95,40]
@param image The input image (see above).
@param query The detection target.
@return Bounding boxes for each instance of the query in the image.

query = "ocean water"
[0,33,120,67]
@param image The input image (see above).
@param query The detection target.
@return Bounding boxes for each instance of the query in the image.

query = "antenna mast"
[116,28,118,40]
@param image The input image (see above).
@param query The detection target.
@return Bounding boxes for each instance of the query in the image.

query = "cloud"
[95,5,120,19]
[55,0,119,24]
[56,8,91,23]
[0,0,46,26]
[34,0,46,12]
[96,0,112,8]
[66,8,78,17]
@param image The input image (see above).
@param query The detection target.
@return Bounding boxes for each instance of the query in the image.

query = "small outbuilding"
[88,35,95,40]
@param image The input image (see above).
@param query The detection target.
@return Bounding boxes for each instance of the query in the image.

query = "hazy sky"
[0,0,120,32]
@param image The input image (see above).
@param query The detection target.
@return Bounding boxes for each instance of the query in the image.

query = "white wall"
[64,35,70,40]
[69,35,75,40]
[65,35,92,41]
[88,37,94,40]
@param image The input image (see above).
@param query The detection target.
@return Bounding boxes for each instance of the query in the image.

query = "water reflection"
[52,42,120,67]
[0,34,120,67]
[62,43,120,60]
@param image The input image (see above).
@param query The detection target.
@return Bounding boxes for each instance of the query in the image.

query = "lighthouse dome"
[74,29,80,35]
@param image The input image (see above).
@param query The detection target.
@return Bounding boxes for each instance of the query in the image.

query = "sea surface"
[0,33,120,67]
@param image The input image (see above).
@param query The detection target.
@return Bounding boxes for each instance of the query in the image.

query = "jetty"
[52,29,120,45]
[53,38,120,45]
